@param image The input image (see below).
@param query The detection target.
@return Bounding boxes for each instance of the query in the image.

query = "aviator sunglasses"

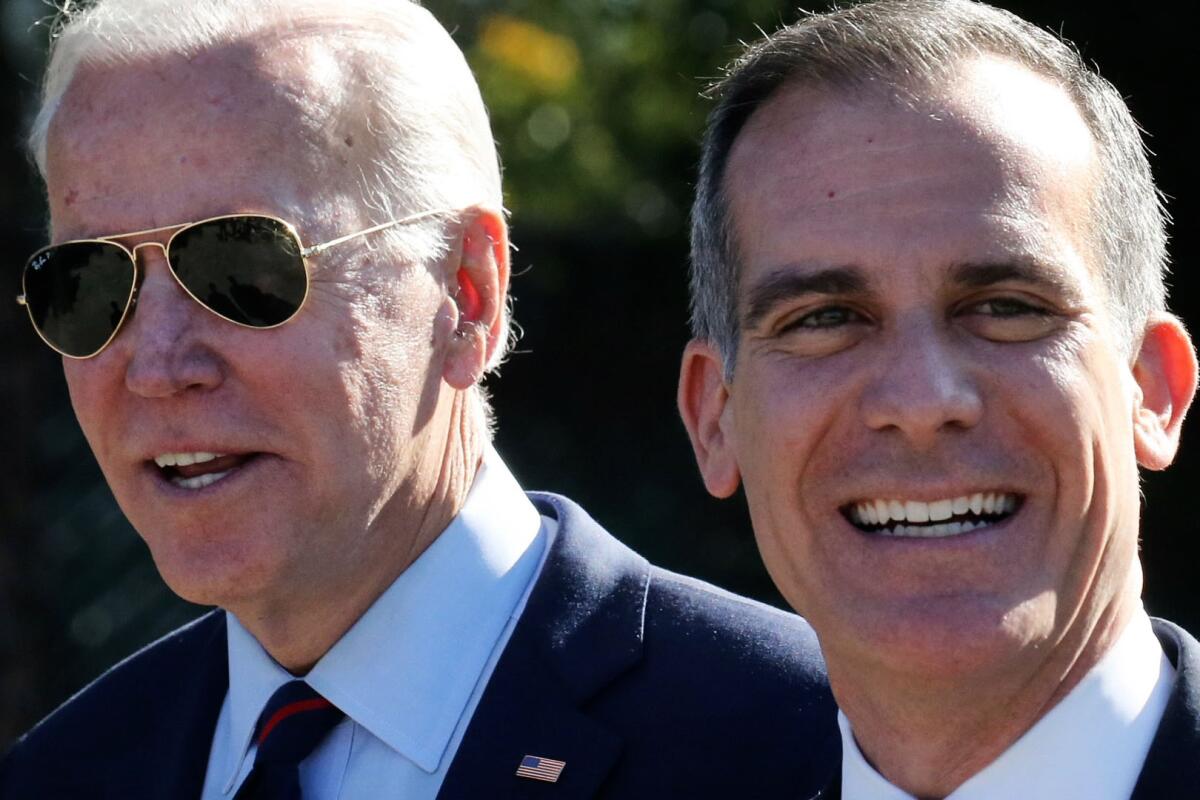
[17,209,450,359]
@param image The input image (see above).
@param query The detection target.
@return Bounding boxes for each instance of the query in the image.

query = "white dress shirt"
[200,448,553,799]
[839,610,1175,800]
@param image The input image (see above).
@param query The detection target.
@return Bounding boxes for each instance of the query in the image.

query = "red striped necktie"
[233,681,345,800]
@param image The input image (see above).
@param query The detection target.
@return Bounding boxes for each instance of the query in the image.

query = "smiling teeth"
[850,493,1018,529]
[154,452,222,468]
[172,470,233,490]
[880,520,987,538]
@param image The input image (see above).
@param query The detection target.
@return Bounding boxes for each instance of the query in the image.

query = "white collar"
[839,610,1175,800]
[221,447,542,790]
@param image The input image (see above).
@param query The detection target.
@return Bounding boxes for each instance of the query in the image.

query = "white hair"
[31,0,513,389]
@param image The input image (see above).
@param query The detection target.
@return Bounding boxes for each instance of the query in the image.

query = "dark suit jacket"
[1,493,839,799]
[806,618,1200,800]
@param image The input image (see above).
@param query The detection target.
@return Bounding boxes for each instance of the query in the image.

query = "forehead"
[722,56,1099,286]
[45,39,347,238]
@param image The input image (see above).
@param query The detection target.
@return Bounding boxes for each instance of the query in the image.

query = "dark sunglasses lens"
[169,216,307,327]
[23,242,136,357]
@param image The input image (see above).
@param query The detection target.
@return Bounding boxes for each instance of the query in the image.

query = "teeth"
[880,520,984,538]
[928,499,953,522]
[905,501,930,523]
[171,469,233,490]
[154,452,223,468]
[847,492,1020,535]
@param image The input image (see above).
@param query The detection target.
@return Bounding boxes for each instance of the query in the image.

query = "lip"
[138,443,261,462]
[836,486,1026,505]
[142,451,271,498]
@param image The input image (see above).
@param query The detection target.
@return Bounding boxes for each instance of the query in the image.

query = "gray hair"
[691,0,1168,372]
[30,0,512,405]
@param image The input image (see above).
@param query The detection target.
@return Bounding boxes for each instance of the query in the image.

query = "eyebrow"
[949,260,1084,302]
[741,258,1086,330]
[742,265,868,329]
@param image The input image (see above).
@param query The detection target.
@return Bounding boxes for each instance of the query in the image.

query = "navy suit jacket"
[1,493,839,798]
[806,618,1200,800]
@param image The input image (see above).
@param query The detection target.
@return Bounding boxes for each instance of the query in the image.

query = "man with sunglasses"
[2,1,838,798]
[678,1,1200,798]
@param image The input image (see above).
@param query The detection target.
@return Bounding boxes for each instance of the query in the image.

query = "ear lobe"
[443,207,509,390]
[1132,314,1198,470]
[678,339,742,498]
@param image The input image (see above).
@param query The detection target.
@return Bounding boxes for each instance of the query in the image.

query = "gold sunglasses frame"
[17,208,452,359]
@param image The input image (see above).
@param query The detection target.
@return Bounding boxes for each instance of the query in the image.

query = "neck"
[236,389,486,673]
[835,594,1139,799]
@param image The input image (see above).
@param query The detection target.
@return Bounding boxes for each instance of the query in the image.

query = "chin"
[829,594,1048,682]
[141,526,280,610]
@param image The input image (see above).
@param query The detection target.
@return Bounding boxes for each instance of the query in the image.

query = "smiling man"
[679,1,1199,798]
[1,0,839,797]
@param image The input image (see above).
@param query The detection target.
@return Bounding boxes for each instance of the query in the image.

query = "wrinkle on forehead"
[45,39,349,236]
[724,58,1099,274]
[51,38,339,154]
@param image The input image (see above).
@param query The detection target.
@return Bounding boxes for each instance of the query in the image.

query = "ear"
[677,339,741,497]
[442,207,509,390]
[1132,314,1197,470]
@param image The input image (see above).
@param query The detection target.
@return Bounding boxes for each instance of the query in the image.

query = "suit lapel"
[804,769,840,800]
[438,494,650,799]
[142,611,230,800]
[1130,618,1200,800]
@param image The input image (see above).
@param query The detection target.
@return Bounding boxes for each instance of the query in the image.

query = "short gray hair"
[690,0,1168,371]
[30,0,513,395]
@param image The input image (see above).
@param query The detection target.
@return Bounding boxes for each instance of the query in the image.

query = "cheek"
[63,359,117,452]
[1023,336,1135,482]
[336,283,445,452]
[734,360,830,449]
[735,357,864,499]
[1008,336,1139,574]
[730,364,841,543]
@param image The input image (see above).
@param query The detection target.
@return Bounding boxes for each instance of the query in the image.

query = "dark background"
[1,0,1195,745]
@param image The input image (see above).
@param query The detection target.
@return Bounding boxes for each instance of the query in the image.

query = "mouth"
[151,451,261,491]
[841,492,1023,538]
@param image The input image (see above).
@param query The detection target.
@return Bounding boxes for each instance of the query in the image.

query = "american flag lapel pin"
[516,754,567,783]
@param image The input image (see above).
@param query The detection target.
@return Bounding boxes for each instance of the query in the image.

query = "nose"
[859,315,983,446]
[119,246,224,398]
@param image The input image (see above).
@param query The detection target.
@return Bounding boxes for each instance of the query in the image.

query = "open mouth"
[842,492,1023,538]
[152,451,259,490]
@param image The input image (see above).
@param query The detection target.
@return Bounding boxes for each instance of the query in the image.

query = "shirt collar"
[222,447,543,786]
[839,609,1175,800]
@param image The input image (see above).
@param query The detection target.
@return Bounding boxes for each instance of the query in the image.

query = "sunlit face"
[705,58,1159,686]
[50,44,459,620]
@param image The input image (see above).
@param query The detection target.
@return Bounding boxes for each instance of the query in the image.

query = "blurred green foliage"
[430,0,784,236]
